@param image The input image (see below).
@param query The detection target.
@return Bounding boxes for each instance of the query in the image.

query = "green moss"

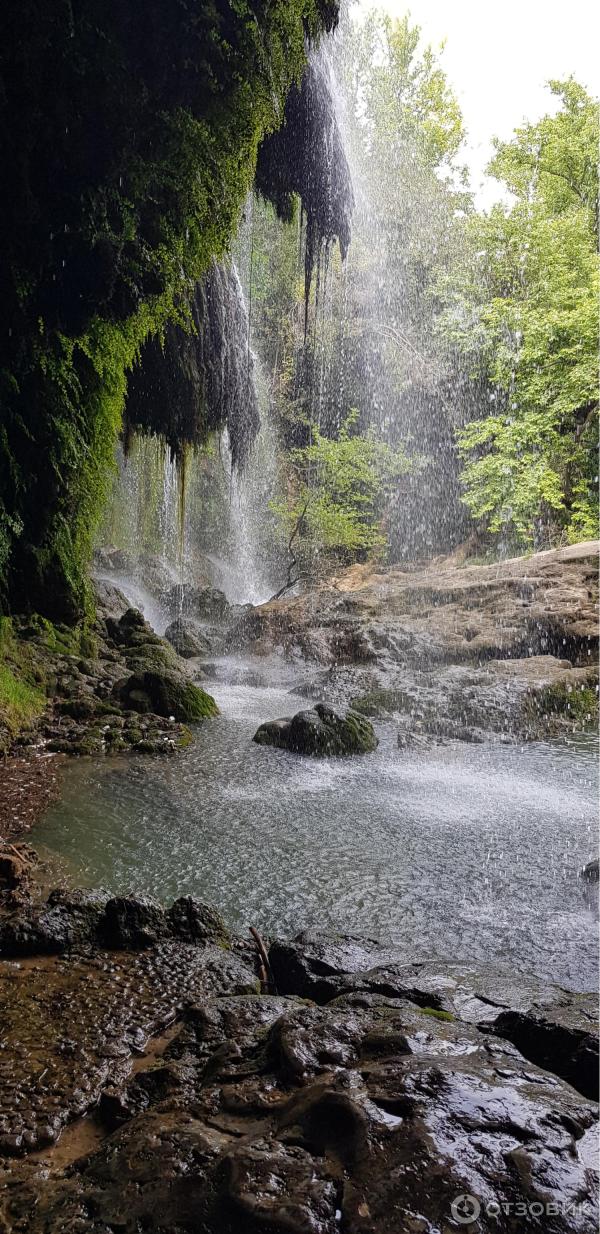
[0,663,45,745]
[351,690,413,718]
[175,683,220,723]
[177,726,194,749]
[120,671,219,723]
[0,617,47,748]
[420,1007,454,1022]
[524,680,599,728]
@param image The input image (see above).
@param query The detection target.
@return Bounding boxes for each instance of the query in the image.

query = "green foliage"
[345,11,464,169]
[0,664,45,743]
[270,412,410,563]
[0,618,46,747]
[0,0,338,619]
[454,81,599,548]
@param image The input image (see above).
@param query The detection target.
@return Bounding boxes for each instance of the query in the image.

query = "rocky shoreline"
[0,886,597,1232]
[229,541,600,745]
[1,544,598,1229]
[2,543,598,797]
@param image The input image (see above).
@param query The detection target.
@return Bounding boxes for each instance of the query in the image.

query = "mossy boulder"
[118,670,218,723]
[253,702,378,757]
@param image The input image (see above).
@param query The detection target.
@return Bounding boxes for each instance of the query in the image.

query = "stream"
[31,658,598,993]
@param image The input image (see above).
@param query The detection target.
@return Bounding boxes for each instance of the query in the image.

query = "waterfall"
[97,258,283,614]
[97,40,358,616]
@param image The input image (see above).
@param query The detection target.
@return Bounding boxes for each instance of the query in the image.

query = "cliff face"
[0,0,339,621]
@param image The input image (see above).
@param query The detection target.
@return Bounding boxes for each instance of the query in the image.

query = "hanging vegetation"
[255,47,354,310]
[0,0,340,621]
[123,262,260,469]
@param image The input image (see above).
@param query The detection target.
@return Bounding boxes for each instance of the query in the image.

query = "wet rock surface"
[269,933,599,1100]
[253,703,378,757]
[0,890,230,956]
[164,618,212,659]
[0,899,597,1233]
[231,543,599,742]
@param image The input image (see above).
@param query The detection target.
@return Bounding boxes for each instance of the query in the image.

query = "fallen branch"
[249,926,275,993]
[0,840,35,867]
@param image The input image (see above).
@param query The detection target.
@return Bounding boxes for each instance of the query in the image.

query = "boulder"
[92,577,132,620]
[166,584,231,623]
[116,670,218,722]
[167,897,229,945]
[253,702,378,757]
[0,887,112,955]
[164,619,212,659]
[0,892,231,957]
[102,895,168,948]
[105,606,161,648]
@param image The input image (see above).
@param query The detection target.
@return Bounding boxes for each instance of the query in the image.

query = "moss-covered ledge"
[0,0,339,622]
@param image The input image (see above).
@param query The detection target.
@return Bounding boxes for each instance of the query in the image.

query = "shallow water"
[32,664,598,992]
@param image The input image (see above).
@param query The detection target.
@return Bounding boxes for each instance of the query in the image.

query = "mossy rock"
[254,702,378,757]
[119,671,218,723]
[124,641,182,675]
[420,1007,454,1022]
[133,738,175,755]
[351,689,413,718]
[525,680,599,728]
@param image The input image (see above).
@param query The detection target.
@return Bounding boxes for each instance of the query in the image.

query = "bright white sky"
[355,0,600,205]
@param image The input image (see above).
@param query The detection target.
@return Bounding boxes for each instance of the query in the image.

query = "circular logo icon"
[450,1194,481,1225]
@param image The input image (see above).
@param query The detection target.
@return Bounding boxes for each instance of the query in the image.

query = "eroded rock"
[3,983,597,1232]
[269,933,599,1100]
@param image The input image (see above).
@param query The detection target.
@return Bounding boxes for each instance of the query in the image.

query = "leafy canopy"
[455,80,599,547]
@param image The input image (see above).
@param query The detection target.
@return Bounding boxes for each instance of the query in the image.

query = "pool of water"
[31,665,599,991]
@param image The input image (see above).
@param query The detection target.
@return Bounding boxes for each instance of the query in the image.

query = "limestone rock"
[6,979,597,1232]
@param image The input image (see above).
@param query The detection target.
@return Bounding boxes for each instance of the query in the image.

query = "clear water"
[32,666,598,992]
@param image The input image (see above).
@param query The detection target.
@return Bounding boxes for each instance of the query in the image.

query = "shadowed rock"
[269,932,599,1100]
[581,859,599,883]
[164,619,212,659]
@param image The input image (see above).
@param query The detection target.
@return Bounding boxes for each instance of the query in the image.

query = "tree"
[270,412,410,574]
[454,81,599,547]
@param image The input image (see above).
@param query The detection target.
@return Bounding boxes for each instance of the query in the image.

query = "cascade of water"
[294,22,474,561]
[98,257,283,612]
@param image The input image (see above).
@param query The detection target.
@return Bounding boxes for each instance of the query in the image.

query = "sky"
[355,0,600,205]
